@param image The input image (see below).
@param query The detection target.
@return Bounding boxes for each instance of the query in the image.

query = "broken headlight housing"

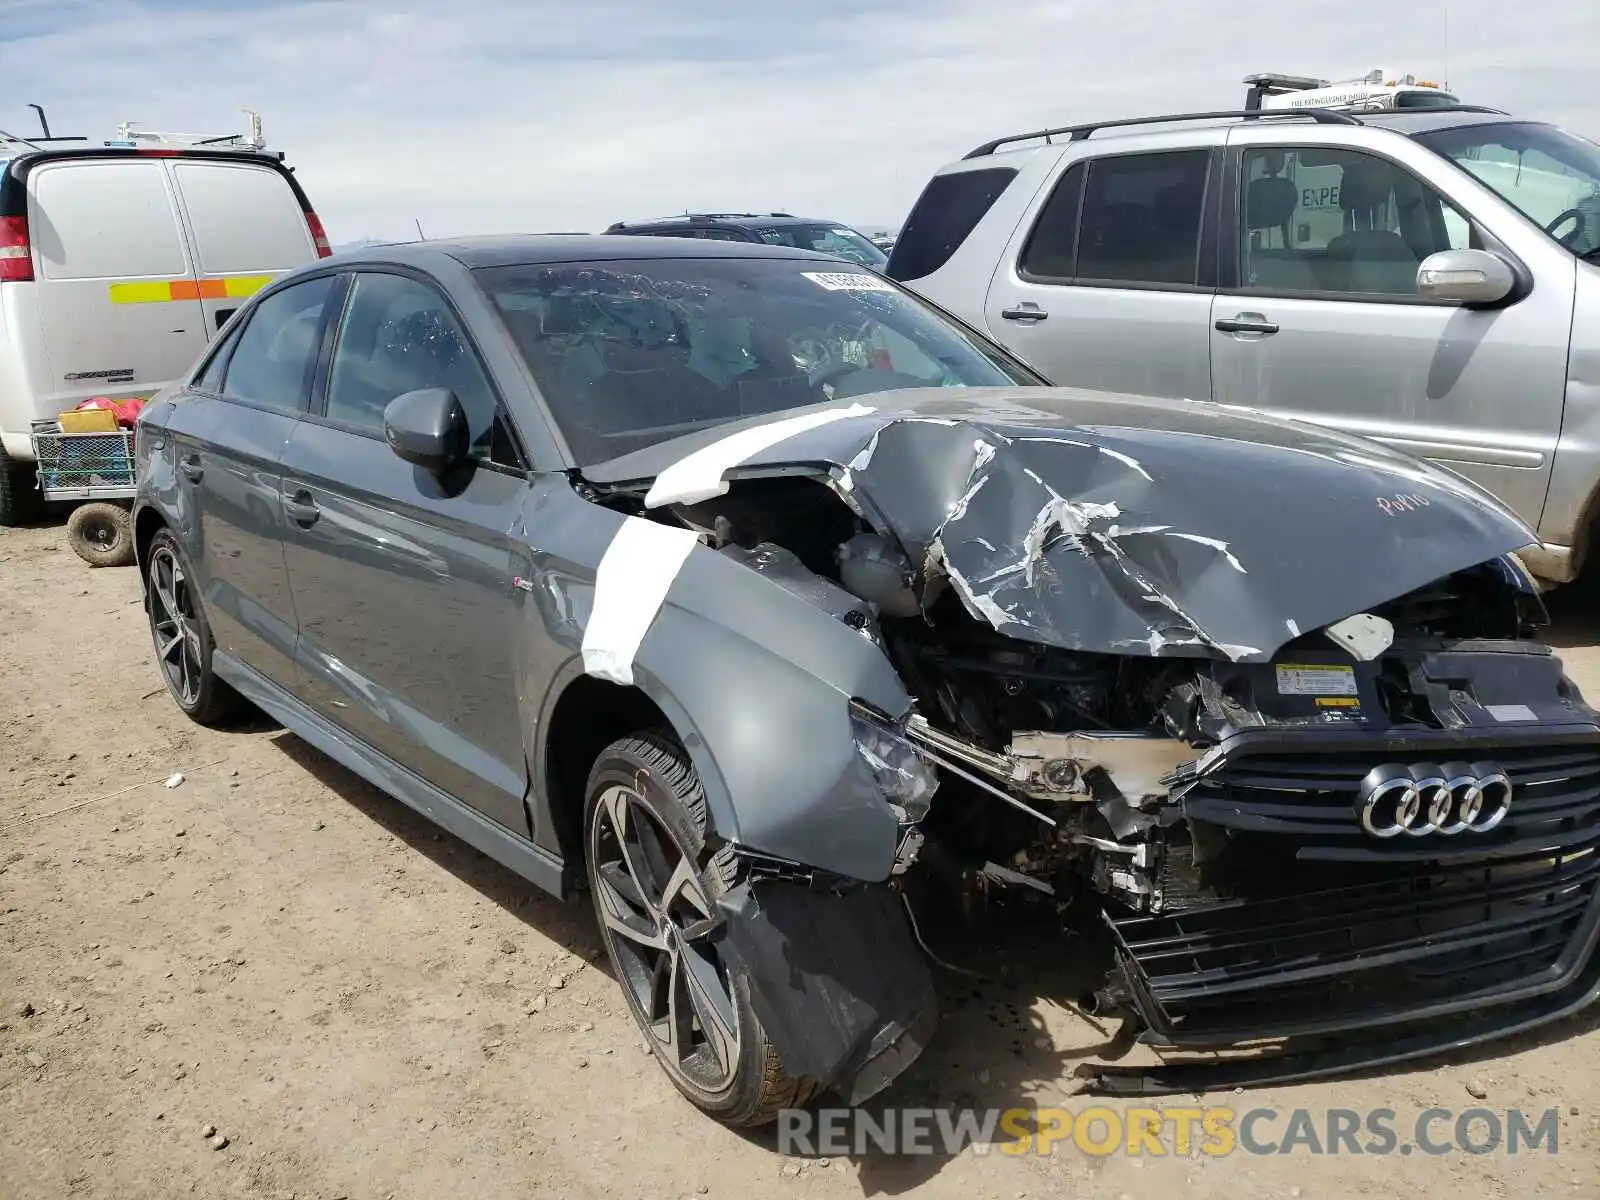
[849,707,940,824]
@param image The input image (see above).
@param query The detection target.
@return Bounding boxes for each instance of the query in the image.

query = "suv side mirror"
[383,388,469,474]
[1416,249,1517,307]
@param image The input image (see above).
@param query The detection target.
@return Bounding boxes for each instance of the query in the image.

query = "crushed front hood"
[582,387,1539,662]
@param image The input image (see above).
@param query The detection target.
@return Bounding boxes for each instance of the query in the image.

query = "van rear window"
[31,160,188,281]
[175,162,315,274]
[886,167,1017,282]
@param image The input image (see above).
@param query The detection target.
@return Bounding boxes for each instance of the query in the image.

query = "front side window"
[220,275,337,413]
[1076,150,1210,286]
[755,224,889,269]
[324,272,499,456]
[476,257,1036,465]
[1238,147,1472,297]
[1414,121,1600,259]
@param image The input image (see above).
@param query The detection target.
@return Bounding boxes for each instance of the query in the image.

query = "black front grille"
[1111,839,1600,1047]
[1185,735,1600,862]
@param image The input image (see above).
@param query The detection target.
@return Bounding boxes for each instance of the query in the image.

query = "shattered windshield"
[475,258,1034,464]
[753,224,889,268]
[1415,121,1600,258]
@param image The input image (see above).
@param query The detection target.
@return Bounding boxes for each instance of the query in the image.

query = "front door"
[983,142,1221,399]
[278,269,531,832]
[1209,133,1575,528]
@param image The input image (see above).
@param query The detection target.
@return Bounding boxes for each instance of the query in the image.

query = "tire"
[585,732,819,1126]
[0,442,46,528]
[66,503,135,567]
[144,527,245,726]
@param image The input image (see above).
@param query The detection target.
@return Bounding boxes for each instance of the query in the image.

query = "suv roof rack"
[962,107,1360,159]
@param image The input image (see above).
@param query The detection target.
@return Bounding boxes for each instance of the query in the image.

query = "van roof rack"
[103,110,272,154]
[962,107,1360,159]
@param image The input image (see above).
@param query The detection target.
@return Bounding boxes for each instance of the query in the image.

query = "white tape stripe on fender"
[643,403,877,508]
[581,517,703,686]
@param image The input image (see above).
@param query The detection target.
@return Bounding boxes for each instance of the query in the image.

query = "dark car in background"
[604,212,889,269]
[131,233,1600,1124]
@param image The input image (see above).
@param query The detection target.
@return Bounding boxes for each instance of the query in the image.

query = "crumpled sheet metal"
[587,388,1538,663]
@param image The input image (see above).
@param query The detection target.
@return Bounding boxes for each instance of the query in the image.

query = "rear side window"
[221,276,337,414]
[1076,150,1210,287]
[29,160,187,281]
[886,167,1017,282]
[174,162,315,274]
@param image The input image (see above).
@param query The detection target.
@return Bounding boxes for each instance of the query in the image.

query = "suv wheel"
[145,528,245,725]
[0,443,46,527]
[584,732,818,1125]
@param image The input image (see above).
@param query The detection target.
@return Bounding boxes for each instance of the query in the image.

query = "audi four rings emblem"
[1355,762,1513,838]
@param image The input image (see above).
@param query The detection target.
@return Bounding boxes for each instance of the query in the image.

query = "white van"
[0,134,331,524]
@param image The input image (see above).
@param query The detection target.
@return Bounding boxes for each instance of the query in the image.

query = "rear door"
[983,132,1224,399]
[24,158,208,414]
[192,273,343,689]
[171,160,320,340]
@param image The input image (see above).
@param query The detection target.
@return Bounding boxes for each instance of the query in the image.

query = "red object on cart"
[74,395,147,428]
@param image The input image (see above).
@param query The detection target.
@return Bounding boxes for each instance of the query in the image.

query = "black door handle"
[283,489,320,527]
[1215,317,1280,335]
[1000,303,1049,322]
[179,453,203,483]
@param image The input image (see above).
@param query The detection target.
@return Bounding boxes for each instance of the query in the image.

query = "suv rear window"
[886,167,1017,282]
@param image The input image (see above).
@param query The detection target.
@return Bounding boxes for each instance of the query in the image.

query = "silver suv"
[889,105,1600,585]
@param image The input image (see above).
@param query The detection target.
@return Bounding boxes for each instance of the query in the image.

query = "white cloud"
[5,0,1598,242]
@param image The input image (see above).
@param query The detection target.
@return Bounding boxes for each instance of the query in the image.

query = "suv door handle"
[283,489,320,527]
[179,453,204,483]
[1000,302,1049,323]
[1215,314,1280,336]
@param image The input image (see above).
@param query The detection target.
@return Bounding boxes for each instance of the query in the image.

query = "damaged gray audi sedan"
[132,234,1600,1123]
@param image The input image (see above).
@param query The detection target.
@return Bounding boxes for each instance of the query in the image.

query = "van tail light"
[0,216,34,282]
[304,211,332,258]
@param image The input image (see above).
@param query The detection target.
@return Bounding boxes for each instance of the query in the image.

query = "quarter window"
[220,276,336,413]
[1239,147,1474,297]
[325,273,499,456]
[887,167,1018,282]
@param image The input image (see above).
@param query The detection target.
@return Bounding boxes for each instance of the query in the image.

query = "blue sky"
[4,0,1597,243]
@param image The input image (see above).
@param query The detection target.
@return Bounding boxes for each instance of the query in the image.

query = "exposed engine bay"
[623,464,1600,1092]
[578,393,1600,1095]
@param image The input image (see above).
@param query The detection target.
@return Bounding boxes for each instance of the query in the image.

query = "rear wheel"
[144,527,245,726]
[585,732,818,1125]
[66,503,135,567]
[0,443,45,527]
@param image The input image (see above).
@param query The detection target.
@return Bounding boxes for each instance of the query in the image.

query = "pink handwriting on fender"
[1376,493,1432,515]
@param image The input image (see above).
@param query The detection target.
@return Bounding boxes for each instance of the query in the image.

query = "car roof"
[323,233,836,270]
[608,214,850,232]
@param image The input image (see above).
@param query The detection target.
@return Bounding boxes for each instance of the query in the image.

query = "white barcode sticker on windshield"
[802,271,895,293]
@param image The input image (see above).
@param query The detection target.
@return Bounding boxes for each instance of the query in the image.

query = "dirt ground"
[3,519,1599,1200]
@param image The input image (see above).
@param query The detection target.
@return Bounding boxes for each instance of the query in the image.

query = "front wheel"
[585,732,818,1126]
[144,527,245,726]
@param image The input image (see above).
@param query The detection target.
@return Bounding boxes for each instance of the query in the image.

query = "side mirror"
[1416,249,1517,307]
[383,388,469,474]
